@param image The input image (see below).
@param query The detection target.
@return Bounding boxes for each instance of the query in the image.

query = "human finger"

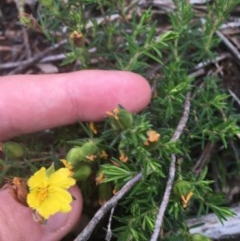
[0,70,151,140]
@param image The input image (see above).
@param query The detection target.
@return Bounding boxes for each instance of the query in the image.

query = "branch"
[74,172,142,241]
[228,89,240,107]
[105,207,115,241]
[0,54,66,70]
[216,30,240,61]
[188,204,240,240]
[7,39,67,75]
[150,92,191,241]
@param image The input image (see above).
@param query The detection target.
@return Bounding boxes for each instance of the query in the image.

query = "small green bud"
[66,141,98,165]
[3,142,24,159]
[191,233,211,241]
[73,165,92,181]
[106,107,133,130]
[66,147,84,165]
[118,107,133,129]
[81,141,98,156]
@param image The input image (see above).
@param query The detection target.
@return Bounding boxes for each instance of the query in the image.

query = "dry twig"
[105,207,115,241]
[193,52,230,70]
[216,30,240,62]
[192,142,215,176]
[74,173,142,241]
[228,89,240,107]
[150,92,191,241]
[7,39,67,75]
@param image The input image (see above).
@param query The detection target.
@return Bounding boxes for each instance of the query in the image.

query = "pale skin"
[0,70,151,241]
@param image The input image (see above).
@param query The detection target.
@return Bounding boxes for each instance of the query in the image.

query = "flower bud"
[107,107,133,130]
[66,147,84,165]
[3,142,25,159]
[118,108,133,129]
[66,141,98,165]
[70,31,85,47]
[73,165,92,181]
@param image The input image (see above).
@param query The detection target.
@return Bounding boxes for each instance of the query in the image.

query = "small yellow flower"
[27,167,76,220]
[86,154,97,161]
[95,172,105,185]
[99,150,108,159]
[119,154,128,163]
[144,130,160,145]
[89,122,97,134]
[181,191,193,208]
[69,30,85,47]
[106,108,120,120]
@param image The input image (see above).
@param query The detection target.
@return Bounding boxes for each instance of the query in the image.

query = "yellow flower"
[86,154,97,161]
[99,150,108,159]
[106,107,120,120]
[181,191,193,208]
[89,122,97,134]
[119,154,128,163]
[95,172,105,185]
[27,167,76,220]
[69,30,85,47]
[144,130,160,145]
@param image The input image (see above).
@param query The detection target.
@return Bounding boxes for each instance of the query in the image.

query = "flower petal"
[49,168,76,188]
[28,167,48,189]
[37,188,73,218]
[27,190,42,208]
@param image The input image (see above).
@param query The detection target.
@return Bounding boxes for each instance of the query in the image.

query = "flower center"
[38,188,49,202]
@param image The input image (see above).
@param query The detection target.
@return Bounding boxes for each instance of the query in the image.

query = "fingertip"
[68,70,152,121]
[0,70,152,140]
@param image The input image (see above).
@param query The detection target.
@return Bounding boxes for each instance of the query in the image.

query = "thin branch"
[170,92,191,142]
[228,89,240,107]
[0,54,66,70]
[220,21,240,30]
[216,30,240,61]
[7,39,67,75]
[22,26,32,59]
[192,142,215,177]
[189,68,205,78]
[74,173,142,241]
[150,92,191,241]
[193,52,230,70]
[105,207,115,241]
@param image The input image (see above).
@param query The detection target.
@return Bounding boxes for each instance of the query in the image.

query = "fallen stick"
[188,204,240,240]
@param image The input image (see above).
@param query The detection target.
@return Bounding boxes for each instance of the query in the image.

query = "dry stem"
[150,92,191,241]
